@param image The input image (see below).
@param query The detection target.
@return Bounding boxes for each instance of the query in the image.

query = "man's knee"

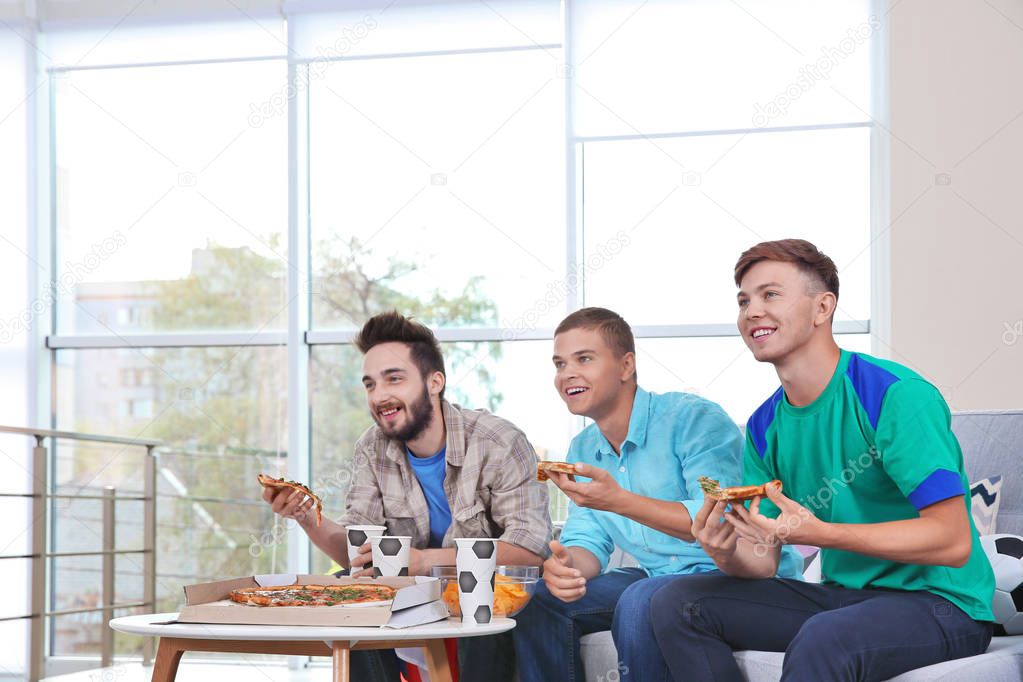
[526,579,554,607]
[649,574,733,634]
[784,611,852,670]
[515,579,572,628]
[650,594,703,636]
[514,583,552,631]
[611,577,658,633]
[789,611,846,647]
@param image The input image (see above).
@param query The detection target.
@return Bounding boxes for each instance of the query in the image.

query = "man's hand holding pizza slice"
[259,474,323,527]
[690,496,740,561]
[693,476,815,569]
[258,473,356,572]
[694,476,826,556]
[545,462,626,512]
[726,481,826,549]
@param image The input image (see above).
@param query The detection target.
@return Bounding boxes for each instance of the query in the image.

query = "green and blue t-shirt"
[743,349,994,620]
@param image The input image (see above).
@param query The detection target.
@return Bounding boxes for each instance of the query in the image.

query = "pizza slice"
[536,461,577,482]
[698,476,782,502]
[257,473,323,526]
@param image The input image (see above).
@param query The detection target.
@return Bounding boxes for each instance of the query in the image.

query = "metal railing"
[0,426,160,682]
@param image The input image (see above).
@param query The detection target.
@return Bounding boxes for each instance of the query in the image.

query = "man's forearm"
[410,547,456,575]
[298,515,348,566]
[496,541,544,567]
[407,542,543,575]
[819,516,970,567]
[293,519,550,574]
[616,490,695,541]
[564,545,603,580]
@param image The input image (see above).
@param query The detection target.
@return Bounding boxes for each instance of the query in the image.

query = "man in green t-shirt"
[650,239,995,680]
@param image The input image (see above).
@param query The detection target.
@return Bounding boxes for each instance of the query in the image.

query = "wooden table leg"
[422,639,453,682]
[151,638,185,682]
[331,641,351,682]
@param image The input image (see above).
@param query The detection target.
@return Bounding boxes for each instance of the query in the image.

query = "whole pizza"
[229,583,396,607]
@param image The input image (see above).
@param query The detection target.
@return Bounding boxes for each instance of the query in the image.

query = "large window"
[53,59,289,334]
[570,0,874,418]
[308,47,565,331]
[37,0,879,665]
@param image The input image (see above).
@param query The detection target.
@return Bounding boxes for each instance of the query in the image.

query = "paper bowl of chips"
[430,565,539,617]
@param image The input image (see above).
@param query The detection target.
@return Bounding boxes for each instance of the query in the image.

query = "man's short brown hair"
[734,239,840,303]
[555,307,636,366]
[355,311,446,399]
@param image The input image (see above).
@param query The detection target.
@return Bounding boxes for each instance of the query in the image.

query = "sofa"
[579,410,1023,681]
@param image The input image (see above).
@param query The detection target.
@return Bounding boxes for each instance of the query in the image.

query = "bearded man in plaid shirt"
[263,311,551,681]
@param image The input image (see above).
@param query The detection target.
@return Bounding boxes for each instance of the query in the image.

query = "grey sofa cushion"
[580,631,619,682]
[735,636,1023,682]
[953,411,1023,536]
[582,632,1023,681]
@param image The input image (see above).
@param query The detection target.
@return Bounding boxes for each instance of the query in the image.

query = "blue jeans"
[650,573,993,682]
[513,567,680,682]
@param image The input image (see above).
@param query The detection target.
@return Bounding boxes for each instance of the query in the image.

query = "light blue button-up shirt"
[559,386,803,579]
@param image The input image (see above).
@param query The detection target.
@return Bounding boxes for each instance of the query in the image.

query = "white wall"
[886,0,1023,410]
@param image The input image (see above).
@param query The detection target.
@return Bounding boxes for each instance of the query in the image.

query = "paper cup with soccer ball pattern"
[454,538,498,625]
[346,525,387,572]
[370,535,412,577]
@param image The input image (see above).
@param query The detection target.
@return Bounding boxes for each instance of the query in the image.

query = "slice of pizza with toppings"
[257,473,323,526]
[698,476,782,502]
[536,461,577,482]
[698,475,724,499]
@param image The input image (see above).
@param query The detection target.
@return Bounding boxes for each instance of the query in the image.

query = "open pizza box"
[178,573,448,628]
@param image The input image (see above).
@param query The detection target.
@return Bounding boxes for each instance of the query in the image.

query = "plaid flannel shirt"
[338,400,552,558]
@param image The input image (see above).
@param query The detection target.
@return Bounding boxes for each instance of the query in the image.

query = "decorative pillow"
[970,476,1002,536]
[802,550,822,584]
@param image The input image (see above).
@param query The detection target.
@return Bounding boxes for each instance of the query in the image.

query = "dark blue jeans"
[513,567,681,682]
[650,573,993,682]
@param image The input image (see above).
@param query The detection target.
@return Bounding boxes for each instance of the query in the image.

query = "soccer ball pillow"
[981,533,1023,635]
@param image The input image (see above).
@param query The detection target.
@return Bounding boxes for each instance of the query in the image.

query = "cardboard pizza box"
[177,573,447,628]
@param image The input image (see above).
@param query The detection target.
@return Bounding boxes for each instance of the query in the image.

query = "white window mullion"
[287,53,311,581]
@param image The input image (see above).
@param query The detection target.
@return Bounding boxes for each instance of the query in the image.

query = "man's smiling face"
[552,327,633,419]
[737,260,826,364]
[362,341,435,442]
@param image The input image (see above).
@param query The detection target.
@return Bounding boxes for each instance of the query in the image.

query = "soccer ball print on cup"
[346,525,387,571]
[455,538,498,625]
[371,535,412,577]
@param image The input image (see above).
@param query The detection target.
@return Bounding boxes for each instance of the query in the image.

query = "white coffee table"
[109,613,515,682]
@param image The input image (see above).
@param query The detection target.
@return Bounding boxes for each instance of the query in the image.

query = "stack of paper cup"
[371,535,412,577]
[455,538,498,625]
[346,525,386,573]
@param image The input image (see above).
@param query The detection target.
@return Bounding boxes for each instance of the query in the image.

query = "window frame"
[36,0,889,582]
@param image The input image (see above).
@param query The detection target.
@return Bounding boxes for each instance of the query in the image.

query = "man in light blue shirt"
[556,388,744,577]
[513,307,802,682]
